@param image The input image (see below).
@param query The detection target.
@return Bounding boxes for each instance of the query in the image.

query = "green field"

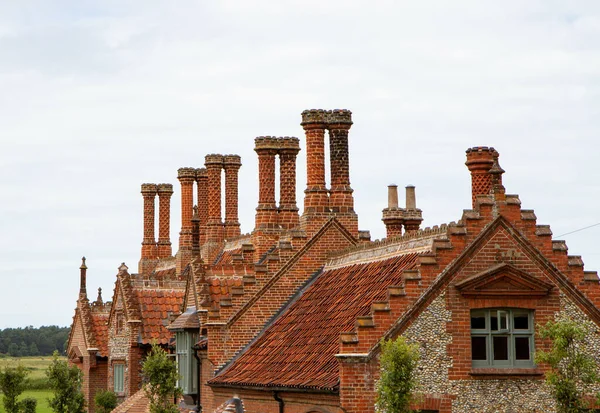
[0,356,62,381]
[0,390,53,413]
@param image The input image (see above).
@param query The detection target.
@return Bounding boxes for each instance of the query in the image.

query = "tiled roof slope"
[210,252,421,390]
[213,248,243,266]
[135,289,185,344]
[90,312,109,356]
[111,388,149,413]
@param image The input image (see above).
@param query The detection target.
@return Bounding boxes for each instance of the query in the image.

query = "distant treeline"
[0,326,70,357]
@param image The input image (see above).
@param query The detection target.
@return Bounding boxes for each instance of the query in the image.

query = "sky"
[0,1,599,329]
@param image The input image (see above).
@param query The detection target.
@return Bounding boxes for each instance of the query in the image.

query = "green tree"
[20,397,37,413]
[535,318,600,413]
[142,344,181,413]
[376,336,420,413]
[94,390,118,413]
[46,351,85,413]
[0,365,28,413]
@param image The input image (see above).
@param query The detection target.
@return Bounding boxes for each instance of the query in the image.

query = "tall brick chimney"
[223,155,242,240]
[139,183,158,274]
[176,168,196,275]
[191,206,200,258]
[205,154,224,243]
[278,137,300,229]
[403,185,423,233]
[465,147,498,208]
[301,110,329,214]
[196,168,209,245]
[327,109,354,213]
[382,185,404,238]
[79,257,88,300]
[254,137,279,230]
[157,183,173,258]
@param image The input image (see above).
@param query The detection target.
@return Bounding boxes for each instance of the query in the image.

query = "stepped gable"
[209,249,423,391]
[213,235,252,266]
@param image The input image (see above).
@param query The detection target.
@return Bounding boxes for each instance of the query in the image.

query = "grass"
[0,390,53,413]
[0,357,63,381]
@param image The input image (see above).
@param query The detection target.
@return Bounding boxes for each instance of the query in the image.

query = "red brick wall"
[212,388,343,413]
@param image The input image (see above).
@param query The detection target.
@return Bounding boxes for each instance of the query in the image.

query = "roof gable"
[455,262,554,298]
[379,216,600,352]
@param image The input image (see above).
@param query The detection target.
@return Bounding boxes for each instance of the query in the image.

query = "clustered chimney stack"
[196,168,209,244]
[191,206,200,258]
[278,137,301,229]
[300,109,358,236]
[381,184,422,237]
[157,183,174,258]
[465,147,498,208]
[254,137,280,229]
[223,155,242,239]
[205,154,224,243]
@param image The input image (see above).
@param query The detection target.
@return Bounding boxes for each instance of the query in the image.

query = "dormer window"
[471,309,534,368]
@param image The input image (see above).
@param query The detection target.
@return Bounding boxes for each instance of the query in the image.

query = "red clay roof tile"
[210,253,421,390]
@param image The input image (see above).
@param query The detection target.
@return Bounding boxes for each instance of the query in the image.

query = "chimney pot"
[465,147,498,208]
[405,185,416,210]
[388,185,399,209]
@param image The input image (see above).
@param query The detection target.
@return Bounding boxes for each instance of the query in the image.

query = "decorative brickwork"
[301,110,329,216]
[205,154,224,243]
[177,168,196,275]
[278,137,301,230]
[139,183,158,274]
[465,146,497,208]
[223,155,242,240]
[157,183,173,258]
[196,168,209,244]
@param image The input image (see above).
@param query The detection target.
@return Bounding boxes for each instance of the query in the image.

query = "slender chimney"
[403,185,423,233]
[157,183,174,258]
[301,110,329,214]
[465,147,497,208]
[327,109,354,213]
[254,137,279,229]
[79,257,88,299]
[382,185,404,238]
[205,154,224,243]
[140,183,158,260]
[177,168,196,251]
[196,168,209,244]
[191,206,200,258]
[223,155,242,239]
[278,137,301,229]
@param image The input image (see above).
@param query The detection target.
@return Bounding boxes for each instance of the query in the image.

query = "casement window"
[470,309,534,367]
[113,364,124,393]
[176,331,198,395]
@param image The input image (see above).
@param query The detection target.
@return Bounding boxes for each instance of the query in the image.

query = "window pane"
[490,315,498,331]
[471,314,486,330]
[493,336,509,360]
[514,314,529,330]
[515,337,530,360]
[471,336,487,360]
[498,311,508,331]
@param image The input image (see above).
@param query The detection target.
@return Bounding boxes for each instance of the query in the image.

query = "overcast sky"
[1,1,599,329]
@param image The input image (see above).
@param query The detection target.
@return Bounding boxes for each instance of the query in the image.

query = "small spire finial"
[96,287,103,304]
[80,256,87,270]
[118,262,129,273]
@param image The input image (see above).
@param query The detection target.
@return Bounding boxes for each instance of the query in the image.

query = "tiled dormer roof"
[135,289,186,344]
[210,252,422,391]
[90,312,109,356]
